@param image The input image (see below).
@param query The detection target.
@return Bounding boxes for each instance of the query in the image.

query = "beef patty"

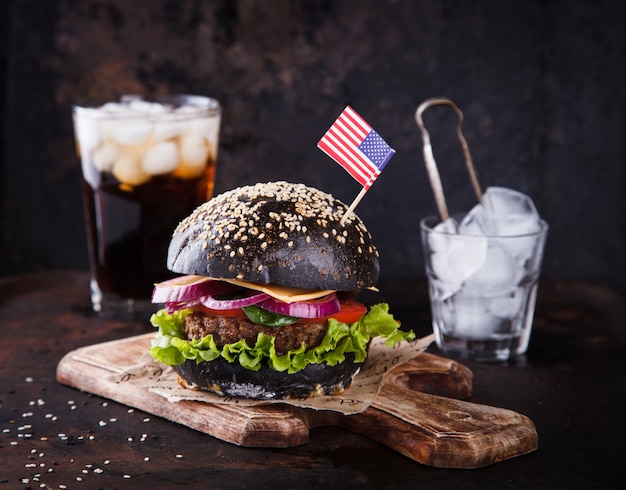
[184,312,328,356]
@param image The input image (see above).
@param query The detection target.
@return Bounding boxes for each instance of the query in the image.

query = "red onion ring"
[152,275,237,304]
[258,293,340,319]
[153,275,341,318]
[199,291,269,310]
[165,298,202,314]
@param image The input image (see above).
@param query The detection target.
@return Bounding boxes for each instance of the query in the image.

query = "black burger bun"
[167,181,379,291]
[173,353,361,400]
[159,181,382,400]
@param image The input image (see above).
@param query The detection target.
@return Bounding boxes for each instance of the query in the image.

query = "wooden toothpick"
[340,187,368,226]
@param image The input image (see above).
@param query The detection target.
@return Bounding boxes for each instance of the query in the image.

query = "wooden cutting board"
[56,333,537,468]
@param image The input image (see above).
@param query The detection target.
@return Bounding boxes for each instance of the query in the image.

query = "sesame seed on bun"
[166,181,380,291]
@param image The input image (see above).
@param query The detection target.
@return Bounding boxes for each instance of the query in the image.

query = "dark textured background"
[1,0,624,292]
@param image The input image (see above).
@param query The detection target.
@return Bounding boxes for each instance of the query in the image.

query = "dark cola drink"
[73,95,221,318]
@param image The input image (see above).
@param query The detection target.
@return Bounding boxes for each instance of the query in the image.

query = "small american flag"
[317,105,395,190]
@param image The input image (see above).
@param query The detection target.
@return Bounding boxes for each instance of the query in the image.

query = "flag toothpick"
[317,105,395,224]
[339,187,368,225]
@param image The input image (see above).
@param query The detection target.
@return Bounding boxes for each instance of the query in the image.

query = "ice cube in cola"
[73,95,221,316]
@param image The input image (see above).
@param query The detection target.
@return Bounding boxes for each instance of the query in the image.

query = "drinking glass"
[73,95,221,318]
[420,216,548,361]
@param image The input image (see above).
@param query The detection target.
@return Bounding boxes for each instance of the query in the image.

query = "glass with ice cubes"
[420,187,548,361]
[73,95,221,317]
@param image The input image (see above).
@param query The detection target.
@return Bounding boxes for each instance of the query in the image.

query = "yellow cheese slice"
[220,278,335,304]
[157,275,212,287]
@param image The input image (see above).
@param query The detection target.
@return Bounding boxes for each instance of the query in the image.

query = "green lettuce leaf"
[148,303,415,374]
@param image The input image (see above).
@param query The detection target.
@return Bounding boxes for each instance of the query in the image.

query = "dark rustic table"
[1,271,625,489]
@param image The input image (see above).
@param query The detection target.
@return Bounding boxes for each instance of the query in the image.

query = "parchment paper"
[108,334,435,415]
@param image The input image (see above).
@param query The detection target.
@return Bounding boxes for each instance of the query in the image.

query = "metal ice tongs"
[415,98,483,221]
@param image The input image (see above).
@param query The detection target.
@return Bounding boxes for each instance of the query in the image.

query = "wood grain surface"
[57,333,538,468]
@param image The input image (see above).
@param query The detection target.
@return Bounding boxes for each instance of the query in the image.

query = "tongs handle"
[415,98,482,221]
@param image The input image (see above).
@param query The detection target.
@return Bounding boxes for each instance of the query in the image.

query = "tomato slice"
[190,304,248,319]
[299,298,368,325]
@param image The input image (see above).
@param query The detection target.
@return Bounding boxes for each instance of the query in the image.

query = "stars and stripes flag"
[317,105,395,190]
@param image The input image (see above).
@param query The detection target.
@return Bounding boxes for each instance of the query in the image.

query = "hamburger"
[149,181,414,399]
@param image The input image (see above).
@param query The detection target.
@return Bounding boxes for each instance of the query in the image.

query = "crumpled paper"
[108,333,435,415]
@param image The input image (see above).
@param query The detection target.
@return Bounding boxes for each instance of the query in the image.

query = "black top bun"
[167,181,379,291]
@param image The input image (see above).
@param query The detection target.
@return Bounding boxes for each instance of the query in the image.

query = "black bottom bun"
[172,355,361,400]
